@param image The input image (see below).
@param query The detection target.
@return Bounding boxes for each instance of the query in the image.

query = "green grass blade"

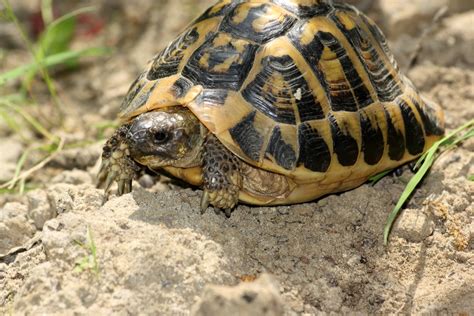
[0,107,28,141]
[40,0,54,25]
[9,148,30,190]
[0,100,59,142]
[384,119,474,245]
[48,6,96,30]
[0,47,111,86]
[369,169,394,185]
[87,226,100,277]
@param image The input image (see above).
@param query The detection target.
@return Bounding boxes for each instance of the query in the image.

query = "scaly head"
[126,108,205,169]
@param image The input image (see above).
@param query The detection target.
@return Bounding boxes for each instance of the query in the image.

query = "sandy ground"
[1,0,473,314]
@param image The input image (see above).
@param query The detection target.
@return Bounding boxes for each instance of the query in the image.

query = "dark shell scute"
[297,123,331,172]
[271,0,333,18]
[330,14,402,103]
[220,2,297,44]
[329,114,359,166]
[398,99,425,155]
[242,55,324,125]
[182,33,258,90]
[317,31,374,110]
[360,111,384,165]
[410,97,444,136]
[229,111,264,162]
[121,70,147,113]
[384,106,405,161]
[193,0,241,24]
[147,27,200,81]
[172,77,194,98]
[288,22,329,101]
[198,89,229,106]
[266,126,297,170]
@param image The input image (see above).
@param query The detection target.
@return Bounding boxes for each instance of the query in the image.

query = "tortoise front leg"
[98,125,142,196]
[201,135,242,217]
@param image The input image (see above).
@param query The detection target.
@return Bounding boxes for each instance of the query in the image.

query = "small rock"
[49,143,102,170]
[393,209,435,242]
[45,219,63,231]
[192,274,284,316]
[138,174,156,189]
[0,202,36,254]
[347,255,362,267]
[27,190,56,230]
[47,186,74,214]
[0,138,23,182]
[42,214,85,262]
[302,279,343,312]
[52,169,93,185]
[0,138,23,163]
[0,163,16,183]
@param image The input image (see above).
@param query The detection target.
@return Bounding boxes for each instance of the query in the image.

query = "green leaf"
[37,7,96,59]
[0,47,111,86]
[38,15,76,58]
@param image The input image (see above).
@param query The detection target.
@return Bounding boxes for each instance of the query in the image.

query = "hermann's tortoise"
[98,0,445,214]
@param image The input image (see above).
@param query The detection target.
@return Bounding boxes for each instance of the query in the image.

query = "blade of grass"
[47,6,96,30]
[0,107,30,141]
[0,47,110,86]
[87,226,100,277]
[73,226,100,277]
[41,0,54,26]
[10,148,31,190]
[369,169,394,185]
[19,177,26,194]
[384,119,474,245]
[1,100,57,142]
[0,137,65,190]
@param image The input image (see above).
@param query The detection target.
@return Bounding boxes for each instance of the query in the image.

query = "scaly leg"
[201,135,242,217]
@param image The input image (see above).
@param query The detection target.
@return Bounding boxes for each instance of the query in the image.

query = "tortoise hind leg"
[201,135,242,217]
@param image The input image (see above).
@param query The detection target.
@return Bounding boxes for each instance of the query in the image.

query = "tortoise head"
[126,108,205,169]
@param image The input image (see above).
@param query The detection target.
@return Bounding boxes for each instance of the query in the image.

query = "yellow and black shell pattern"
[120,0,445,189]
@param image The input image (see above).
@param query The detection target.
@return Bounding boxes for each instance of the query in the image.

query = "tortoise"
[98,0,445,215]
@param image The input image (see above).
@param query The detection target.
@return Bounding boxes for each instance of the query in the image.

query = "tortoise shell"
[119,0,444,198]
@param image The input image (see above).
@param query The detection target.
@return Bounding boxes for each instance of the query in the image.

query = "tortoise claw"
[104,171,118,193]
[124,180,132,194]
[117,178,133,196]
[200,191,210,214]
[117,179,125,196]
[97,160,110,188]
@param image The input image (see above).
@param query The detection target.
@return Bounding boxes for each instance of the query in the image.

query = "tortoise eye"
[153,131,169,143]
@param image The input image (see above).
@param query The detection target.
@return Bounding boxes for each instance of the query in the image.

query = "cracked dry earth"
[1,0,473,315]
